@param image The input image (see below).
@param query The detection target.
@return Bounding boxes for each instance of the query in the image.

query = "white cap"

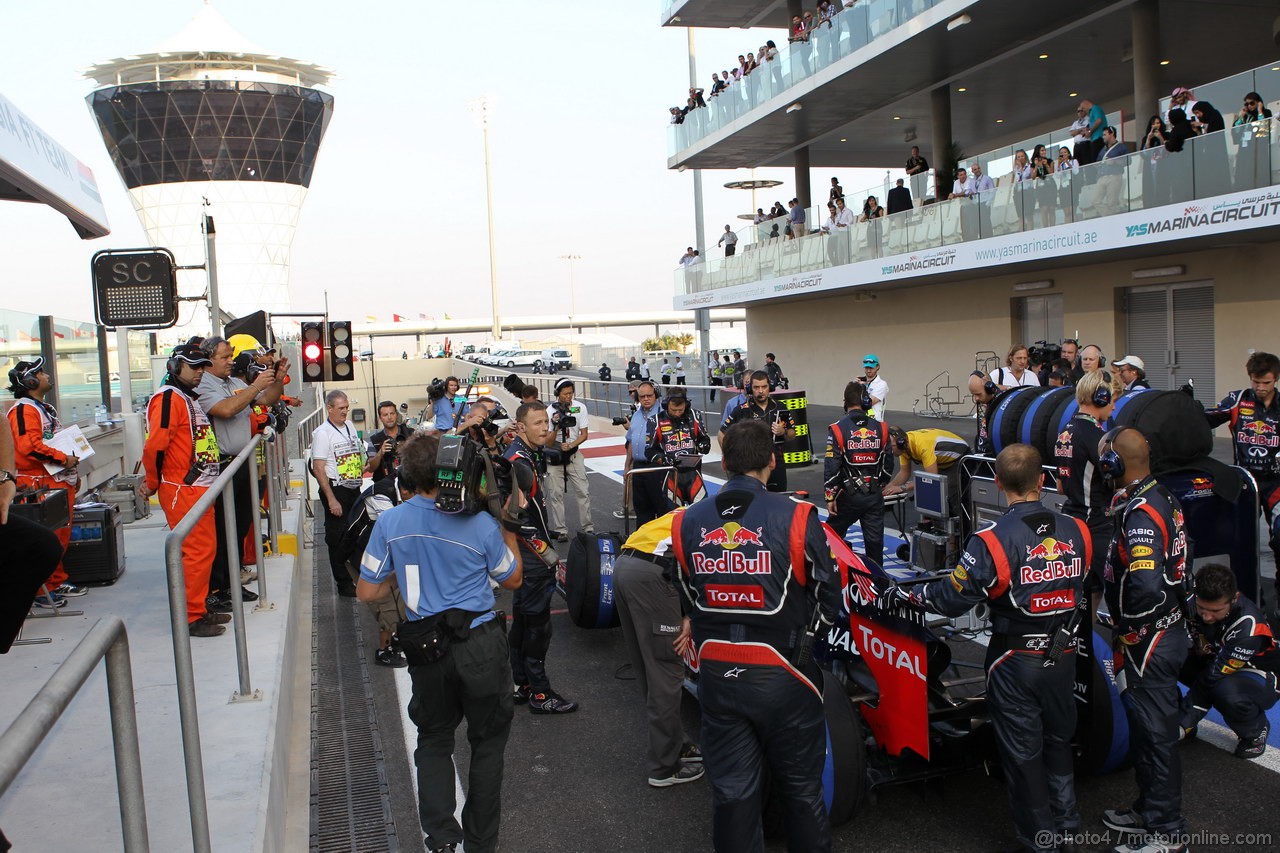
[1113,355,1145,371]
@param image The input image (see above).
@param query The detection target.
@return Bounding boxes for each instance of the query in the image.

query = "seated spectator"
[1191,101,1225,135]
[886,178,912,215]
[1235,91,1272,126]
[1165,108,1196,152]
[990,345,1041,389]
[949,167,974,198]
[859,195,884,221]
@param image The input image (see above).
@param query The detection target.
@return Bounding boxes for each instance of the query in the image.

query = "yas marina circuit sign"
[672,186,1280,310]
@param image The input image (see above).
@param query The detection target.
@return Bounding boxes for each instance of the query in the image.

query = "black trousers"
[699,656,831,853]
[322,485,361,589]
[1121,628,1190,837]
[1260,478,1280,607]
[767,451,788,493]
[1179,657,1280,739]
[509,567,556,692]
[724,244,736,257]
[827,491,884,566]
[407,618,513,853]
[631,469,672,528]
[211,460,255,593]
[0,513,64,653]
[986,643,1080,852]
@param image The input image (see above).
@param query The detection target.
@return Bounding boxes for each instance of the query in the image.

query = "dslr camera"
[1028,340,1062,367]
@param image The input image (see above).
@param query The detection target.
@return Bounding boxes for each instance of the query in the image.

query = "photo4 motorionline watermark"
[1035,830,1274,849]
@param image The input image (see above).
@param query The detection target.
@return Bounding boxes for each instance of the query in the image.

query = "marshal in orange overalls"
[8,397,76,590]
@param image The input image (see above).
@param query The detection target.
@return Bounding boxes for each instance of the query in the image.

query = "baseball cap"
[169,343,213,368]
[862,354,880,368]
[1113,355,1145,371]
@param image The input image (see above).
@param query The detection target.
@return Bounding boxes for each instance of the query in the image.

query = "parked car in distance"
[536,348,573,372]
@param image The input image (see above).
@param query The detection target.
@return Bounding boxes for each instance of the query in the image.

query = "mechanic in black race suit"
[668,419,842,853]
[1205,351,1280,621]
[1054,371,1116,599]
[719,370,795,492]
[645,386,711,507]
[499,401,578,715]
[1098,426,1191,853]
[885,443,1089,853]
[1177,562,1278,759]
[824,380,892,566]
[967,371,999,455]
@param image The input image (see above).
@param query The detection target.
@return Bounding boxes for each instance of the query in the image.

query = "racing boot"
[529,690,578,714]
[1235,724,1270,759]
[1101,809,1144,835]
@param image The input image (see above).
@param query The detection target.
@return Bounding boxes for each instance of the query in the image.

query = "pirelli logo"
[782,450,812,464]
[793,423,809,438]
[781,397,808,410]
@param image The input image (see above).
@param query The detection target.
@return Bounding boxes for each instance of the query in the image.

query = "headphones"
[1092,383,1112,408]
[1085,345,1106,368]
[971,370,998,398]
[1098,425,1131,482]
[8,357,44,392]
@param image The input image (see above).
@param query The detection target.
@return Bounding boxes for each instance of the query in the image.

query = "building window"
[1015,294,1063,347]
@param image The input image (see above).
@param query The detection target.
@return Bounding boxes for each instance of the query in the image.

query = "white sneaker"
[648,763,705,788]
[240,568,258,583]
[54,583,87,597]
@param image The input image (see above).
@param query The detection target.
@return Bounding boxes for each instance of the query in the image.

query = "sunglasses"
[1245,100,1259,106]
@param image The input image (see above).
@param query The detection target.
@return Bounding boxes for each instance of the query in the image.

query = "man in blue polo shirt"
[358,432,523,853]
[626,381,668,527]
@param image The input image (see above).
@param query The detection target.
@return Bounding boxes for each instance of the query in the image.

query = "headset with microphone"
[7,357,44,392]
[1098,424,1145,482]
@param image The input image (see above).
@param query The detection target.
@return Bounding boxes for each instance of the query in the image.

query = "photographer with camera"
[365,400,412,483]
[645,387,711,507]
[429,376,465,432]
[449,398,507,453]
[545,379,594,542]
[357,432,523,853]
[501,402,579,714]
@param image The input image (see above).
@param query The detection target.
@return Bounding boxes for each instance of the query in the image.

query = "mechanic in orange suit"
[137,342,228,637]
[6,357,81,602]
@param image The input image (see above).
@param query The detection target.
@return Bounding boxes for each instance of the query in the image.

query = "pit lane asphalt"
[361,404,1280,852]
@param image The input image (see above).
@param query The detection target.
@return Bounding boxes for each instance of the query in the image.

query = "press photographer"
[365,400,412,483]
[356,432,523,853]
[428,376,465,432]
[544,379,593,541]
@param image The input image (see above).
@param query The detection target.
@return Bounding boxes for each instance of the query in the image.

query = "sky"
[0,0,888,344]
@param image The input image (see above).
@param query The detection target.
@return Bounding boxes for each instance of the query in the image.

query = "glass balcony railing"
[675,118,1280,296]
[668,0,941,156]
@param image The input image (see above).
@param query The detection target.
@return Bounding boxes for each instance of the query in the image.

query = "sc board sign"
[91,248,179,329]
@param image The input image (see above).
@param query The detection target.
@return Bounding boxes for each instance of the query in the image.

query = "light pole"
[469,96,501,341]
[558,254,581,330]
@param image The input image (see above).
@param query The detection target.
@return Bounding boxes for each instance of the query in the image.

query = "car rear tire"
[506,360,516,368]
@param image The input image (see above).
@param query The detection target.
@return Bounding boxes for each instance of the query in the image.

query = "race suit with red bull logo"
[1206,388,1280,603]
[500,435,560,696]
[1179,592,1279,740]
[823,410,892,566]
[1102,475,1190,838]
[669,475,841,853]
[721,399,795,492]
[914,499,1090,853]
[645,406,709,507]
[1054,413,1113,585]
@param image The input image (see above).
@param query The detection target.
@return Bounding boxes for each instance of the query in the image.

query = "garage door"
[1125,283,1215,402]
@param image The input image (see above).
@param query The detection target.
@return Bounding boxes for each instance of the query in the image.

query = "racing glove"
[876,582,924,612]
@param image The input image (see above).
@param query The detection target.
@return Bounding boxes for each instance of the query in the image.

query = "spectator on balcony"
[1164,107,1196,153]
[905,145,929,199]
[685,95,701,115]
[717,224,739,257]
[1096,126,1131,214]
[1191,101,1225,135]
[1070,105,1093,166]
[829,176,844,204]
[1167,87,1198,128]
[859,196,884,222]
[743,52,758,77]
[887,178,912,215]
[821,202,843,264]
[970,162,994,195]
[679,247,696,267]
[1055,146,1080,210]
[763,41,782,89]
[1140,117,1170,207]
[1080,98,1108,163]
[669,107,684,125]
[736,55,747,79]
[1011,149,1033,184]
[1031,145,1056,228]
[1142,115,1168,150]
[771,200,787,220]
[1235,92,1272,126]
[949,166,974,199]
[689,87,705,109]
[789,14,811,74]
[787,197,806,239]
[709,73,726,98]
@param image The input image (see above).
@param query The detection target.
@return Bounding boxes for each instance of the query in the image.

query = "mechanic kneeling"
[886,443,1088,853]
[669,419,842,853]
[1178,562,1278,759]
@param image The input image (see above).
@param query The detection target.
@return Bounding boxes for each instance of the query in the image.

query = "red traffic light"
[303,342,322,360]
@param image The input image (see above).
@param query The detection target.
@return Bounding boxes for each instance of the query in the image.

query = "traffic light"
[327,320,354,382]
[301,322,325,382]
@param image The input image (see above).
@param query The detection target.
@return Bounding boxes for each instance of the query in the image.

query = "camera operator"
[357,433,523,853]
[501,402,579,714]
[429,376,465,432]
[0,413,65,652]
[1178,563,1278,759]
[365,400,412,483]
[824,381,892,566]
[720,371,795,492]
[447,398,506,453]
[668,419,842,852]
[645,387,710,507]
[544,379,593,541]
[883,444,1088,853]
[197,335,283,611]
[1028,341,1062,386]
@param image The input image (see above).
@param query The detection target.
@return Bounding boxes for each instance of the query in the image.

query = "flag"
[444,313,451,320]
[392,313,405,322]
[366,314,377,322]
[419,313,428,320]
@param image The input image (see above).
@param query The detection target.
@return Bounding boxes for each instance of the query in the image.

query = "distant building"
[85,2,334,315]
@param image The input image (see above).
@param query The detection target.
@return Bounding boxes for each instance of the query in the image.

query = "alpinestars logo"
[723,667,746,678]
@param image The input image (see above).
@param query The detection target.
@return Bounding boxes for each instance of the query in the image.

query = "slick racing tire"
[1074,627,1131,775]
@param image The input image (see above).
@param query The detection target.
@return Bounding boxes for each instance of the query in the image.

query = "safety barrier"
[163,433,269,853]
[0,616,150,851]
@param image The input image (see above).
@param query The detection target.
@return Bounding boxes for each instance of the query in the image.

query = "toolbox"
[10,487,71,530]
[64,505,126,585]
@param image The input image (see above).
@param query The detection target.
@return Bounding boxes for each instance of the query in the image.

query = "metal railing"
[485,372,732,425]
[0,616,150,851]
[163,433,269,853]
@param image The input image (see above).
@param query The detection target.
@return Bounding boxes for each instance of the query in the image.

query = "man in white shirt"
[860,354,889,418]
[717,225,739,257]
[312,390,365,596]
[545,379,594,541]
[949,167,974,198]
[970,163,995,195]
[675,357,686,386]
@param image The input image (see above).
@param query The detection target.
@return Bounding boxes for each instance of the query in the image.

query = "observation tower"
[84,2,334,315]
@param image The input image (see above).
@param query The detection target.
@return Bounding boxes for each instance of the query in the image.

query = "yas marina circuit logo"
[880,248,956,276]
[1125,195,1280,239]
[774,273,823,293]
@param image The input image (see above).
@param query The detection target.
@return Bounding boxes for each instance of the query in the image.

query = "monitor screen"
[914,471,947,519]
